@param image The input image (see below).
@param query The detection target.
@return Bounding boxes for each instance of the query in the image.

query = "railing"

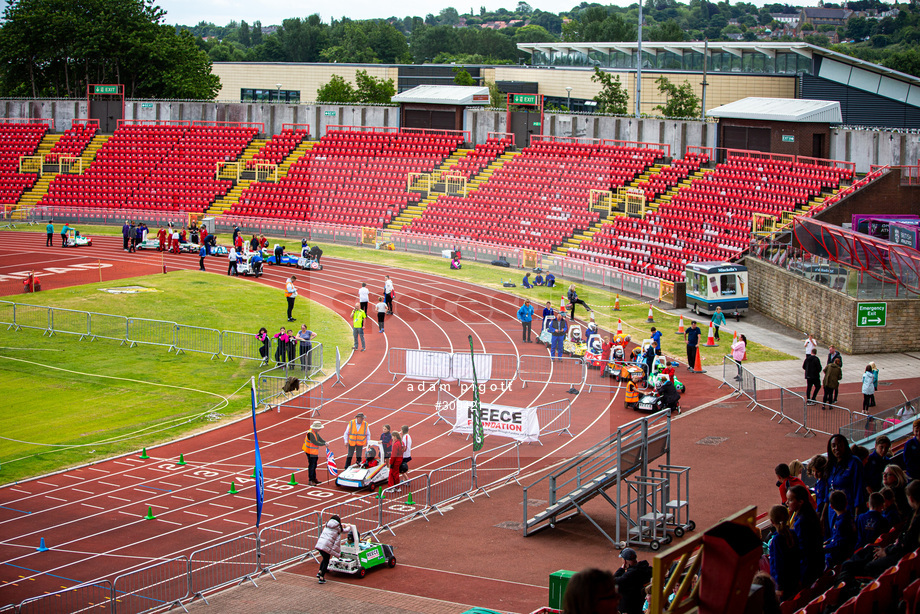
[720,356,861,437]
[600,138,671,157]
[839,394,919,442]
[486,131,515,146]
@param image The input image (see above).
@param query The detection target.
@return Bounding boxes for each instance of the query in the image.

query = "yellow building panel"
[212,64,397,102]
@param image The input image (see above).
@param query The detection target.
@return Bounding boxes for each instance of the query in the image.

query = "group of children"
[521,271,556,289]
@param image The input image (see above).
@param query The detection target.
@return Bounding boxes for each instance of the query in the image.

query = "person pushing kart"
[656,379,682,414]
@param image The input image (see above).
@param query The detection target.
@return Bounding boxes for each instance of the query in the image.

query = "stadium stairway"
[386,150,520,231]
[13,133,109,219]
[204,140,315,217]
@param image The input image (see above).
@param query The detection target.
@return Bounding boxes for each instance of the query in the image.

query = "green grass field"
[0,270,351,485]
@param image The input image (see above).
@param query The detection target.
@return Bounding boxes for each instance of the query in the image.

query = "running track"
[0,231,727,609]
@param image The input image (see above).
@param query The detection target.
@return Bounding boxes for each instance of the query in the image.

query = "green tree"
[648,18,685,41]
[884,48,920,78]
[517,1,533,14]
[486,81,506,108]
[512,24,556,43]
[251,21,262,46]
[439,7,460,25]
[316,74,356,103]
[453,66,476,85]
[238,20,250,47]
[591,66,628,114]
[653,76,700,118]
[354,69,395,103]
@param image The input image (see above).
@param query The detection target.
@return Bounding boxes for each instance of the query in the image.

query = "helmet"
[301,238,308,246]
[655,380,666,390]
[624,335,631,343]
[588,322,597,331]
[365,447,377,460]
[614,336,623,345]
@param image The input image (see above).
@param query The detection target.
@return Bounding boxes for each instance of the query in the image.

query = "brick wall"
[745,257,920,353]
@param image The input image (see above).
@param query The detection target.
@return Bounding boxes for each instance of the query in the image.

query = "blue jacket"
[769,531,801,597]
[856,509,889,548]
[792,511,824,586]
[548,318,568,337]
[825,509,856,568]
[517,304,534,323]
[651,330,662,350]
[829,456,866,511]
[904,437,920,480]
[522,275,533,289]
[545,274,556,287]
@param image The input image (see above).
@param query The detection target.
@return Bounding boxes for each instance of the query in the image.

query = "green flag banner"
[469,335,484,452]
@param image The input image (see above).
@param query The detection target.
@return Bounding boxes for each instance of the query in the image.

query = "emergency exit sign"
[512,94,538,105]
[94,85,118,94]
[857,302,887,327]
[782,135,795,142]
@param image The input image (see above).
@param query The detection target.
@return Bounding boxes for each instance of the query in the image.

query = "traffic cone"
[139,448,149,459]
[693,346,706,374]
[704,322,718,347]
[375,486,385,500]
[614,295,621,311]
[560,295,567,311]
[177,454,186,466]
[646,306,655,323]
[37,538,49,552]
[616,319,623,336]
[406,491,416,505]
[145,506,156,520]
[228,481,239,494]
[676,315,685,335]
[251,466,257,478]
[288,473,298,486]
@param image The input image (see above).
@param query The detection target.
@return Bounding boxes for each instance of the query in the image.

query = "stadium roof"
[707,97,843,122]
[391,85,490,105]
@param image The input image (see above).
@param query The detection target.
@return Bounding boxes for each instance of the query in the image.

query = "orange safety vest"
[347,420,368,447]
[302,430,319,455]
[285,281,295,298]
[625,382,640,404]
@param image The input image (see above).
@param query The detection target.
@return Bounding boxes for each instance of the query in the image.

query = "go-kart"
[538,315,554,347]
[646,357,686,394]
[636,391,681,414]
[326,524,396,579]
[64,232,92,247]
[335,442,389,490]
[563,325,588,357]
[584,336,606,368]
[266,246,299,266]
[298,256,323,271]
[235,254,264,278]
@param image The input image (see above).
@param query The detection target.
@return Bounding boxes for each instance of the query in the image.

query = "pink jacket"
[731,340,746,361]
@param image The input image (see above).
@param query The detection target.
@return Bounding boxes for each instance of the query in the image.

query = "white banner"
[453,401,540,443]
[451,353,493,383]
[405,349,452,380]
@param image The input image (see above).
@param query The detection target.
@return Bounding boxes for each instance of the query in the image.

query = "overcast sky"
[155,0,820,27]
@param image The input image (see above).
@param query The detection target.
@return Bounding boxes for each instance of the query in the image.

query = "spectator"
[882,465,912,519]
[767,505,801,600]
[294,325,316,370]
[121,220,131,251]
[776,463,807,505]
[548,312,568,361]
[868,362,879,407]
[642,342,656,380]
[351,303,366,352]
[684,321,701,370]
[802,349,822,405]
[273,327,290,366]
[650,327,662,352]
[198,244,207,272]
[384,275,395,315]
[540,301,555,331]
[856,492,890,548]
[566,284,592,321]
[804,333,817,356]
[134,223,144,251]
[563,568,620,614]
[315,515,350,585]
[302,420,325,486]
[522,272,533,289]
[710,306,726,341]
[862,365,876,413]
[517,299,534,343]
[388,431,403,489]
[904,420,920,481]
[380,424,392,460]
[828,434,866,513]
[827,346,842,373]
[787,484,824,587]
[358,282,370,316]
[343,413,370,468]
[809,454,830,530]
[227,248,238,276]
[533,273,545,286]
[613,549,651,614]
[730,334,746,381]
[822,357,842,409]
[285,276,298,322]
[200,225,209,252]
[752,573,782,614]
[375,296,387,333]
[400,425,412,474]
[545,272,556,288]
[256,327,270,367]
[865,437,891,494]
[881,487,901,526]
[46,220,54,247]
[824,490,856,569]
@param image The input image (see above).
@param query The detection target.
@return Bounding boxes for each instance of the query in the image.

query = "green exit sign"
[512,94,538,105]
[324,110,336,116]
[94,85,119,94]
[140,102,153,108]
[782,134,795,142]
[857,302,887,327]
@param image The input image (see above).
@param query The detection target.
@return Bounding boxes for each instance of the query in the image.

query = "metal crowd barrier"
[127,317,177,350]
[427,457,475,514]
[451,352,517,385]
[174,325,221,358]
[111,556,189,614]
[0,300,14,328]
[319,494,385,540]
[188,533,260,602]
[11,303,50,333]
[379,474,430,528]
[517,354,586,389]
[473,441,522,494]
[387,347,452,382]
[533,399,573,437]
[49,307,90,339]
[257,512,321,570]
[89,312,129,342]
[221,329,266,362]
[17,579,113,614]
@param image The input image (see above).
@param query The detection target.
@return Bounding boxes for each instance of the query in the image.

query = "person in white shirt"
[384,276,395,315]
[400,425,412,474]
[375,296,388,333]
[358,282,370,316]
[285,276,298,322]
[804,333,817,356]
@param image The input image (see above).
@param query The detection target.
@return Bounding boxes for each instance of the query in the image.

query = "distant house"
[770,12,801,25]
[798,7,852,29]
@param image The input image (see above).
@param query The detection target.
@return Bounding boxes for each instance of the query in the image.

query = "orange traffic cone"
[646,306,655,323]
[560,295,567,311]
[614,295,621,311]
[675,315,685,335]
[616,319,623,336]
[704,322,718,347]
[693,346,706,373]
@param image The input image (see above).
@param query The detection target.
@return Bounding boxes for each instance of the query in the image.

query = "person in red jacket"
[776,463,808,504]
[388,432,404,489]
[157,226,168,251]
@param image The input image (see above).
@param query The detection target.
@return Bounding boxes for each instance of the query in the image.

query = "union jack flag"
[325,446,338,477]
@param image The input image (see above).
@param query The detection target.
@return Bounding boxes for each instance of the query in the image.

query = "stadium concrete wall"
[745,257,920,354]
[830,128,920,174]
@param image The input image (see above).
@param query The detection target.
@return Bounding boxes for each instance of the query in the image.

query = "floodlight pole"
[636,1,643,118]
[701,39,709,120]
[566,86,572,111]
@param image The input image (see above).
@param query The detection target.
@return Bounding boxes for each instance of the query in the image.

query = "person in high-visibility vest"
[343,412,371,469]
[625,379,640,410]
[285,275,298,322]
[351,303,367,351]
[302,420,326,486]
